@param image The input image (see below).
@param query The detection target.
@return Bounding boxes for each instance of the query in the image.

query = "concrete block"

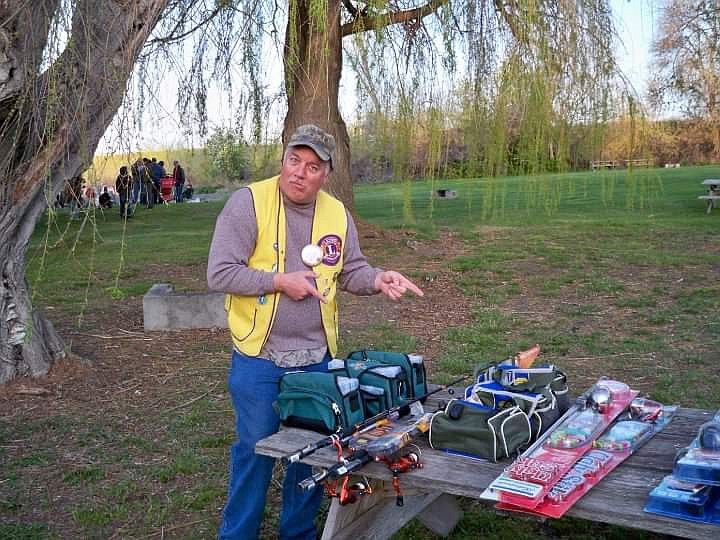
[143,283,227,331]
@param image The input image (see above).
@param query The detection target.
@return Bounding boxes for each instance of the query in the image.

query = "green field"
[4,165,719,539]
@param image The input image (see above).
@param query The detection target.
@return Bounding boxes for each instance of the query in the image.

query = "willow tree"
[0,1,178,383]
[169,1,618,203]
[280,0,451,205]
[333,1,619,188]
[0,0,258,384]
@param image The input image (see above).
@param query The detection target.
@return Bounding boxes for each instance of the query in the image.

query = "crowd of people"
[56,158,194,220]
[115,158,192,219]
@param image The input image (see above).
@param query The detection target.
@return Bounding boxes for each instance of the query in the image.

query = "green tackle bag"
[275,371,365,434]
[429,399,532,462]
[347,350,427,399]
[331,357,408,416]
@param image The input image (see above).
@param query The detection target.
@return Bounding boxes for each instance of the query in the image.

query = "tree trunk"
[0,0,168,384]
[283,0,354,208]
[0,220,66,383]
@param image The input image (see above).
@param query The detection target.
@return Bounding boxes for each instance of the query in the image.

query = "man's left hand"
[374,271,424,301]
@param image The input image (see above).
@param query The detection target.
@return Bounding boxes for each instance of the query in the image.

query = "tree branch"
[149,3,223,46]
[341,0,448,37]
[341,0,360,18]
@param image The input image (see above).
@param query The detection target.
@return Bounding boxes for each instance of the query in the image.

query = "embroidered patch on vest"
[318,234,342,266]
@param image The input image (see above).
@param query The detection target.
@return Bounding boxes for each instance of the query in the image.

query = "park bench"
[624,158,653,168]
[256,389,718,540]
[590,159,653,170]
[590,160,617,170]
[699,179,720,214]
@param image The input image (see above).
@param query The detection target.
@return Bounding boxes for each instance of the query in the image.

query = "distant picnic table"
[257,389,718,540]
[699,179,720,214]
[590,159,653,170]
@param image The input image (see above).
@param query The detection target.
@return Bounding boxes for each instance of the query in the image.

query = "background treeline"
[91,115,719,190]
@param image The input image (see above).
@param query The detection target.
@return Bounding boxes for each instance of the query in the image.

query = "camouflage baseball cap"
[287,124,336,170]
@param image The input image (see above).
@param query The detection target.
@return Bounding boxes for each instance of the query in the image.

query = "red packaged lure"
[481,379,638,510]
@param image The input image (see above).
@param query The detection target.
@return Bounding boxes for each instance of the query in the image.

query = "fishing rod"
[282,373,470,465]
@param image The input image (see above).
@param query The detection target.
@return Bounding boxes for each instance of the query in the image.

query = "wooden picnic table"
[699,179,720,214]
[256,391,718,539]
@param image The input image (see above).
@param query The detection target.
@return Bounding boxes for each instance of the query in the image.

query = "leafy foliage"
[203,127,248,182]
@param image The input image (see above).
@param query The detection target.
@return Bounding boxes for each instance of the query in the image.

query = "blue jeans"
[175,184,184,203]
[219,350,328,540]
[132,180,141,204]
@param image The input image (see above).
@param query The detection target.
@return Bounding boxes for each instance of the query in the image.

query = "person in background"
[116,166,132,219]
[183,181,194,201]
[207,124,423,540]
[84,184,97,208]
[98,186,113,209]
[158,160,168,203]
[173,160,186,203]
[131,158,143,204]
[150,158,164,205]
[142,158,155,209]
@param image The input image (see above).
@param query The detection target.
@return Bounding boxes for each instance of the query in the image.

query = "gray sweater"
[207,187,381,363]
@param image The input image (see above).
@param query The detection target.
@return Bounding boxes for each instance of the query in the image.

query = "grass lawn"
[1,165,718,539]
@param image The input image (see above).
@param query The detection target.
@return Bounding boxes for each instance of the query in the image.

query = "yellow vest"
[226,176,347,356]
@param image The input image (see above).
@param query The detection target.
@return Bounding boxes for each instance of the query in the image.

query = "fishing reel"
[338,480,372,506]
[384,451,423,507]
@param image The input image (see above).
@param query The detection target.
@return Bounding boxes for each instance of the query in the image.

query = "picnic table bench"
[699,179,720,214]
[590,160,617,170]
[257,390,718,539]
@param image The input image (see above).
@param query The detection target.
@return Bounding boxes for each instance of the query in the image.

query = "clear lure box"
[644,475,720,525]
[673,410,720,486]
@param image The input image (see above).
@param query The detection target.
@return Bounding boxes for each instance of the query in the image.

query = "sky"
[610,0,657,97]
[97,1,660,155]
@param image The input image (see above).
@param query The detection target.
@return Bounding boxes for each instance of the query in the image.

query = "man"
[207,124,423,540]
[116,166,132,218]
[141,158,155,208]
[150,158,165,205]
[98,186,113,209]
[172,160,186,203]
[130,158,142,205]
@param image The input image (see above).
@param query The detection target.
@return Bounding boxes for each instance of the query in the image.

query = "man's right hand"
[273,271,327,303]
